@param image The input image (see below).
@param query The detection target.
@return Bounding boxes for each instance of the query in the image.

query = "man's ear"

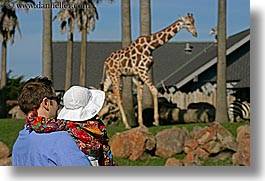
[41,98,50,111]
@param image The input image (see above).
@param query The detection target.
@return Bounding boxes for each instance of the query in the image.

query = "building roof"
[53,42,121,91]
[155,29,250,88]
[52,29,250,91]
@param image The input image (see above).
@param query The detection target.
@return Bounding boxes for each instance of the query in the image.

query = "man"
[12,77,91,166]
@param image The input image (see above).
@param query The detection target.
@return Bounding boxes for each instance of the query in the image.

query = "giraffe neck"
[148,20,183,50]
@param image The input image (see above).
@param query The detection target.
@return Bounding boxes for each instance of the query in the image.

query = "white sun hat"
[57,86,105,121]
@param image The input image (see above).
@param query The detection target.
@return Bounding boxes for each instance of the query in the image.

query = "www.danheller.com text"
[1,1,89,10]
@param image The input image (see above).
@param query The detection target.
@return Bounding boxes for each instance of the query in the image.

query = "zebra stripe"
[228,100,250,122]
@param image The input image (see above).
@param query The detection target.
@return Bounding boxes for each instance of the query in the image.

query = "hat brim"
[57,90,105,121]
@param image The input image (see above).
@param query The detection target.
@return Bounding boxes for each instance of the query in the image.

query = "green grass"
[106,123,211,138]
[114,156,167,166]
[0,119,25,150]
[200,157,233,166]
[0,119,249,166]
[107,121,247,138]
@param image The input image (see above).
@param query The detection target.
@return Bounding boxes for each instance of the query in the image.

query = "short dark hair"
[18,77,55,114]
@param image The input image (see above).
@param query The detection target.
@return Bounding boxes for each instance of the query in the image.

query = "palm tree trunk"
[140,0,153,110]
[121,0,137,127]
[215,0,229,122]
[79,28,87,86]
[0,40,7,117]
[1,40,7,89]
[65,31,73,90]
[42,0,53,80]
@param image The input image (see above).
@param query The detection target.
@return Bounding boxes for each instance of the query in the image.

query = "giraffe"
[101,13,198,129]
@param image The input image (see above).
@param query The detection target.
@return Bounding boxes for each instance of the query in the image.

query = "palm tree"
[76,0,98,86]
[140,0,153,114]
[55,0,112,89]
[42,0,53,80]
[0,2,21,89]
[0,0,33,117]
[215,0,229,122]
[121,0,136,127]
[54,6,75,90]
[64,15,74,91]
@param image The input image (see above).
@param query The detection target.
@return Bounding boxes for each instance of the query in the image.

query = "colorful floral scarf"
[25,109,116,166]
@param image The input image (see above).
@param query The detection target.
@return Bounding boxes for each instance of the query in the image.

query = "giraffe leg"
[112,78,131,129]
[139,74,159,126]
[103,75,112,92]
[135,78,144,127]
[152,87,159,126]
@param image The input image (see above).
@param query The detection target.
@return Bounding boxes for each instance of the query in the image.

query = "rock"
[155,127,190,158]
[216,124,237,151]
[201,140,223,154]
[195,122,237,153]
[232,125,250,166]
[190,126,203,138]
[165,158,183,166]
[182,122,237,165]
[0,142,11,166]
[196,125,216,144]
[183,139,199,154]
[212,151,234,161]
[194,147,210,159]
[182,151,200,166]
[0,157,12,166]
[0,142,10,160]
[110,132,131,158]
[110,126,156,160]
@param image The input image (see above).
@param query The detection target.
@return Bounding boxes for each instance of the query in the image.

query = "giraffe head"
[179,13,198,37]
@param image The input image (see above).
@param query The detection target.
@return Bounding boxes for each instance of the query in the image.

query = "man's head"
[18,77,59,118]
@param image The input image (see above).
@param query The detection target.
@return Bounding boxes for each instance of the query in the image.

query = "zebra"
[228,100,250,123]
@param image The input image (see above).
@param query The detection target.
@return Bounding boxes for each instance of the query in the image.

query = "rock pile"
[109,123,250,166]
[168,122,238,166]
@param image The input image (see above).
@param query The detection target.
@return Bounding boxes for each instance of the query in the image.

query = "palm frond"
[15,19,22,39]
[75,0,98,32]
[60,20,67,34]
[0,6,19,44]
[18,0,36,5]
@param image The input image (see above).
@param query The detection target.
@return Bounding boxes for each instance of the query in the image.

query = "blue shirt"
[12,127,91,166]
